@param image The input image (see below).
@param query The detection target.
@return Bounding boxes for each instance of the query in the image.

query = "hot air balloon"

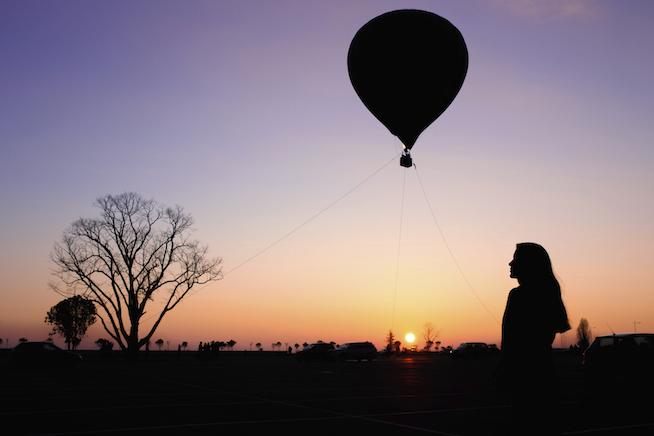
[348,10,468,167]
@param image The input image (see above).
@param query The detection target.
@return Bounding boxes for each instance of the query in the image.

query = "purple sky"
[1,1,653,348]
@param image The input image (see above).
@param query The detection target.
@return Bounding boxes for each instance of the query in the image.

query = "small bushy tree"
[95,338,114,351]
[45,295,97,350]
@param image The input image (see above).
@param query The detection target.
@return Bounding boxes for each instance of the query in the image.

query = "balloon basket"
[400,151,413,168]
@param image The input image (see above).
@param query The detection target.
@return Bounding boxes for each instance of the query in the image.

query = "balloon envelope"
[348,9,468,150]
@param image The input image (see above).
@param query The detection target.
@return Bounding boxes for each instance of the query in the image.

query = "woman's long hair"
[515,243,570,333]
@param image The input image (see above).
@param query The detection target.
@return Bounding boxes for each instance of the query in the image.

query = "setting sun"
[405,332,416,344]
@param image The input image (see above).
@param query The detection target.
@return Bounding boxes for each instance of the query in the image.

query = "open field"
[1,351,652,435]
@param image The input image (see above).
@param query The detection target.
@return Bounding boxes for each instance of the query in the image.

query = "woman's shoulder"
[508,286,521,297]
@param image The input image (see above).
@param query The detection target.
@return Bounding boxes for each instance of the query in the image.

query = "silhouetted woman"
[499,243,570,435]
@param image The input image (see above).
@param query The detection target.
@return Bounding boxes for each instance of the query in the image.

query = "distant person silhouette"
[499,243,570,436]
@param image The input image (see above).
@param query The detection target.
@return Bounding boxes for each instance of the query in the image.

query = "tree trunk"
[126,341,139,361]
[126,332,140,361]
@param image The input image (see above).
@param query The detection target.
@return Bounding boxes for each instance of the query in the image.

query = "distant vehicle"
[9,341,82,369]
[331,342,377,361]
[295,342,335,361]
[450,342,492,359]
[583,334,654,385]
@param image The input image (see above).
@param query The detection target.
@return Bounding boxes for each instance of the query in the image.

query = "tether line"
[390,167,407,331]
[413,164,500,324]
[224,152,401,277]
[149,152,401,317]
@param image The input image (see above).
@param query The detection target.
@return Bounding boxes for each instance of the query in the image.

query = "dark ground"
[1,351,652,435]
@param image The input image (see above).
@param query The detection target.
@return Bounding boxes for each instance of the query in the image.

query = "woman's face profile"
[509,249,520,279]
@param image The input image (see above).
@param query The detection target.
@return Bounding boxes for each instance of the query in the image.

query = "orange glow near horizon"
[2,204,654,352]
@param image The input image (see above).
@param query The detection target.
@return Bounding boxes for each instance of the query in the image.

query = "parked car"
[295,342,335,361]
[451,342,492,359]
[9,341,82,369]
[331,342,377,361]
[583,334,654,386]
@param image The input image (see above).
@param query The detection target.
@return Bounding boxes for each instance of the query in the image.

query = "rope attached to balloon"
[223,153,400,277]
[390,167,407,331]
[413,164,500,324]
[145,152,401,321]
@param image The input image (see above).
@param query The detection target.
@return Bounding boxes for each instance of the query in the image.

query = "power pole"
[633,321,641,333]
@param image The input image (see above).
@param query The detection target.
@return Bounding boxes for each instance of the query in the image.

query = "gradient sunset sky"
[1,0,653,350]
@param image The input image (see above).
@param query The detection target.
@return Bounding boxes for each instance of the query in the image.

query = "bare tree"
[155,338,164,351]
[423,322,438,352]
[576,318,592,351]
[51,193,222,359]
